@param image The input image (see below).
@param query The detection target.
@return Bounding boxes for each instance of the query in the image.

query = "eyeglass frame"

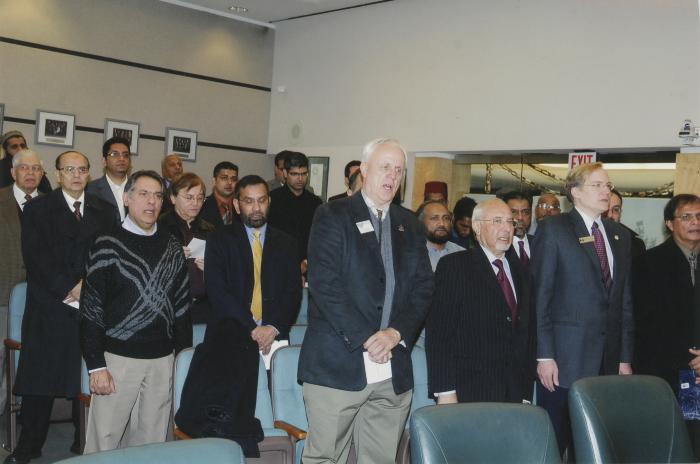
[474,217,517,227]
[14,164,44,173]
[58,166,90,175]
[674,213,700,223]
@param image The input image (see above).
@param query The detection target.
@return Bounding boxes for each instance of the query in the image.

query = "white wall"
[268,0,700,198]
[0,0,275,184]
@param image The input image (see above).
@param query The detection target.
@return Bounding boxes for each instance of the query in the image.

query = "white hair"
[472,198,508,222]
[361,138,407,163]
[12,149,42,168]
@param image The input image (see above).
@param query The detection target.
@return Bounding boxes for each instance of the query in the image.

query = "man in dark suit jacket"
[298,139,434,464]
[204,175,300,346]
[633,194,700,458]
[427,198,533,404]
[532,162,633,456]
[198,161,239,228]
[86,136,131,223]
[328,160,361,202]
[7,151,116,464]
[501,191,534,267]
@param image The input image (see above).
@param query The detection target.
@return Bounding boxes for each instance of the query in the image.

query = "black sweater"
[80,226,192,371]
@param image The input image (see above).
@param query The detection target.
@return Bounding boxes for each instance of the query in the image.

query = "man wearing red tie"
[501,191,534,268]
[532,162,634,457]
[426,198,534,404]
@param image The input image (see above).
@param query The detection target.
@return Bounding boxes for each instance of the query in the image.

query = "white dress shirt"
[62,190,85,216]
[106,174,127,222]
[512,235,531,260]
[13,184,38,211]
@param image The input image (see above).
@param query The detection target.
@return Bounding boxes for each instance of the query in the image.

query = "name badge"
[356,220,374,234]
[579,236,595,244]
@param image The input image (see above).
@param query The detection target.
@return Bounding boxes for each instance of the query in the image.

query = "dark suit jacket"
[427,245,534,402]
[298,194,434,394]
[198,194,238,229]
[204,222,301,339]
[532,208,634,388]
[0,186,25,303]
[328,191,349,202]
[86,175,122,223]
[15,189,117,396]
[633,238,696,392]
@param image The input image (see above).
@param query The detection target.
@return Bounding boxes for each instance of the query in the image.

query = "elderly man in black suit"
[427,198,533,404]
[532,162,633,456]
[6,151,116,464]
[299,138,434,464]
[633,194,700,457]
[86,136,131,223]
[204,174,301,347]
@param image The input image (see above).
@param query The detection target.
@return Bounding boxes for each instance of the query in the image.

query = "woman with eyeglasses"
[0,130,52,192]
[158,173,215,323]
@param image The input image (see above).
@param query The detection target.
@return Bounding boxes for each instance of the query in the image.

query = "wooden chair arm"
[79,393,91,406]
[274,420,307,440]
[4,339,21,350]
[174,427,192,440]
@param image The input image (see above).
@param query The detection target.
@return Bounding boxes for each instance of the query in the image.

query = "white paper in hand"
[363,352,392,384]
[261,340,289,370]
[187,238,206,259]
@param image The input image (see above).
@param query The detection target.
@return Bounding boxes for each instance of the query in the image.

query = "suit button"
[377,306,382,311]
[344,337,350,343]
[506,316,512,322]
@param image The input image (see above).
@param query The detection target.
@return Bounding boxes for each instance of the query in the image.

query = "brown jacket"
[0,185,25,304]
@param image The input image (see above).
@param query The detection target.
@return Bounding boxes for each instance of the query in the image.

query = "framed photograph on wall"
[105,119,140,154]
[308,156,330,202]
[36,110,75,147]
[0,103,4,136]
[165,127,197,162]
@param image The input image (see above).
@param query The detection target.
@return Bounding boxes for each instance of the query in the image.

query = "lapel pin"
[614,235,619,240]
[398,225,405,232]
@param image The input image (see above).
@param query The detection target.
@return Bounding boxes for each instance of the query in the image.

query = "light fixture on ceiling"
[229,5,248,13]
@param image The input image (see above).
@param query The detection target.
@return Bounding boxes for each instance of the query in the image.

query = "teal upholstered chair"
[4,282,26,451]
[410,403,561,464]
[270,346,307,464]
[397,345,435,463]
[192,323,206,346]
[288,325,307,346]
[54,438,245,463]
[569,375,695,463]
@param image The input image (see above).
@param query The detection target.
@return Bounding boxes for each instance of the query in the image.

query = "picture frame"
[105,119,140,154]
[165,127,197,162]
[36,110,75,147]
[308,156,330,202]
[0,103,4,136]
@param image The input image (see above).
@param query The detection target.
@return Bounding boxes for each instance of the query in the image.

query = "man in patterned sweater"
[80,170,192,453]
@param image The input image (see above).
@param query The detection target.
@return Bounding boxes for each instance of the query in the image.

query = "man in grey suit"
[299,138,433,464]
[532,162,633,456]
[86,136,131,222]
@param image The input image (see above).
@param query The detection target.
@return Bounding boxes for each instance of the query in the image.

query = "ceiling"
[159,0,392,25]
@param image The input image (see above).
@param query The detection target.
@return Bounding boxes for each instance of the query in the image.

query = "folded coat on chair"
[174,318,263,457]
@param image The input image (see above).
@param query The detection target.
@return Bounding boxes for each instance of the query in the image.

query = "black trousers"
[15,395,80,456]
[536,382,571,457]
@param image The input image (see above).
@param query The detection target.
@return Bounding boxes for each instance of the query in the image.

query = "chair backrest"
[8,282,27,342]
[289,325,307,345]
[295,288,308,325]
[173,347,195,414]
[271,346,307,431]
[410,403,560,464]
[569,375,695,463]
[192,323,206,346]
[409,345,435,420]
[54,437,245,464]
[254,354,275,430]
[81,358,90,395]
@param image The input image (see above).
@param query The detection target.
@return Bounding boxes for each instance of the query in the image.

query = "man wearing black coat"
[7,151,116,464]
[427,198,534,404]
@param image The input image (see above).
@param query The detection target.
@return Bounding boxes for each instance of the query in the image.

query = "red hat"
[424,181,448,198]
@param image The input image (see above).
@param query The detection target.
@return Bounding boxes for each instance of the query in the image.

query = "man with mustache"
[418,200,465,271]
[633,194,700,458]
[426,198,534,404]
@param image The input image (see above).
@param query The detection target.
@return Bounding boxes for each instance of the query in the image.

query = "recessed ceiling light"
[229,5,248,13]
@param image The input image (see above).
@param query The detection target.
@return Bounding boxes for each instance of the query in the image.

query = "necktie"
[518,240,529,267]
[492,259,518,325]
[591,222,612,291]
[377,209,383,245]
[250,230,263,321]
[690,252,697,287]
[222,204,232,225]
[73,201,82,221]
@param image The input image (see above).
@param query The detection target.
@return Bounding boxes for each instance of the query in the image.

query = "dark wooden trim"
[271,0,394,23]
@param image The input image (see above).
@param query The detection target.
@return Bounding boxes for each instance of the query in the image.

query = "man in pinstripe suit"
[426,198,534,404]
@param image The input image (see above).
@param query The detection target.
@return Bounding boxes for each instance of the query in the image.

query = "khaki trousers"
[302,379,411,464]
[84,352,173,454]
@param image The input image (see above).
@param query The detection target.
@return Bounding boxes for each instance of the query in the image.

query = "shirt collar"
[62,189,85,211]
[575,206,602,232]
[244,223,267,241]
[674,237,700,258]
[122,215,158,236]
[480,243,506,265]
[514,234,529,245]
[361,191,389,220]
[13,183,38,209]
[105,173,127,189]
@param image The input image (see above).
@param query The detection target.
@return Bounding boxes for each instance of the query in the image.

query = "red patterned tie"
[73,201,82,221]
[591,222,612,291]
[518,240,529,267]
[493,259,518,325]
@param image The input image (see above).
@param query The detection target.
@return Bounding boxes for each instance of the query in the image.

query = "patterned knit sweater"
[80,226,192,371]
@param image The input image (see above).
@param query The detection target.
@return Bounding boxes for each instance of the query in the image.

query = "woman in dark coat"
[158,173,215,323]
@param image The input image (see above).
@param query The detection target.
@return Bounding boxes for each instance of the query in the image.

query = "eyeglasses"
[537,204,560,211]
[178,193,205,203]
[107,151,130,158]
[475,217,517,227]
[15,164,43,173]
[59,166,89,175]
[133,190,164,201]
[583,182,614,191]
[287,171,309,178]
[8,143,27,150]
[675,213,700,223]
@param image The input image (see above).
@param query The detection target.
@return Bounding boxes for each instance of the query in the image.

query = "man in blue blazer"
[298,138,434,464]
[532,162,634,456]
